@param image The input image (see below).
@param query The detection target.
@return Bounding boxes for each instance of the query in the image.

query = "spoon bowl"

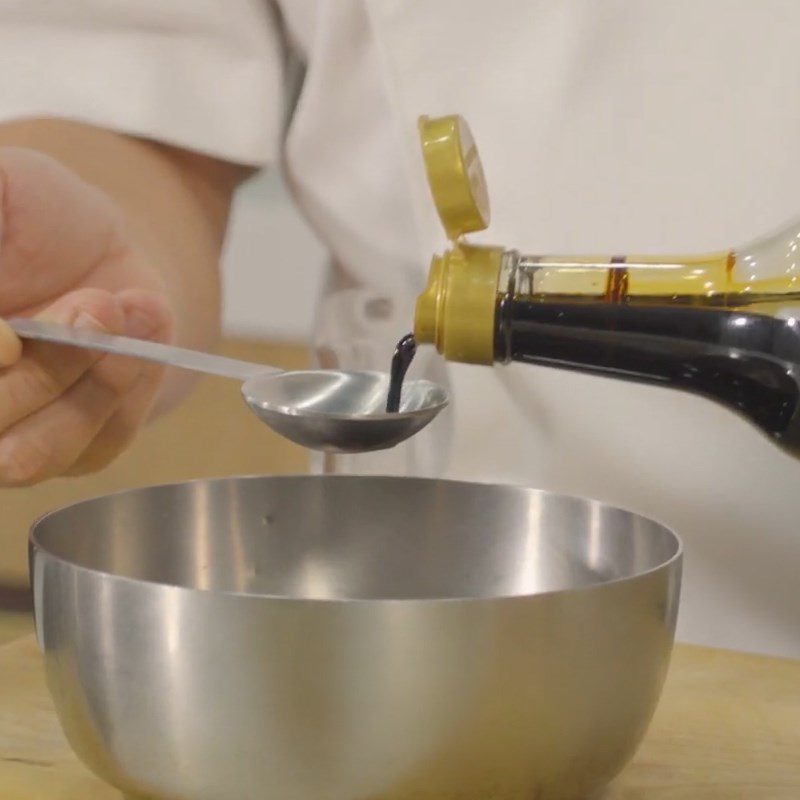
[242,370,448,452]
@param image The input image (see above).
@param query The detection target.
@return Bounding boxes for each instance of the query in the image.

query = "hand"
[0,147,174,485]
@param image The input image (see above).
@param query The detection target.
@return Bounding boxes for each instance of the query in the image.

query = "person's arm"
[0,118,252,484]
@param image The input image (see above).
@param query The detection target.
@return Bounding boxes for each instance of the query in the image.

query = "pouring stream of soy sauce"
[386,333,417,412]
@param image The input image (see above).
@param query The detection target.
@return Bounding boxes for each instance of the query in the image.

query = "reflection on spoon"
[243,369,446,452]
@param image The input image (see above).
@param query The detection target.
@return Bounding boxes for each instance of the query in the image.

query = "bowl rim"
[29,474,683,605]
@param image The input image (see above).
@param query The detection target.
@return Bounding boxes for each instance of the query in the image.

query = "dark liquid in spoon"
[386,333,417,412]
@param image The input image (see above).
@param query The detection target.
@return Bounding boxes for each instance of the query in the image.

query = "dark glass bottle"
[415,233,800,455]
[493,240,800,454]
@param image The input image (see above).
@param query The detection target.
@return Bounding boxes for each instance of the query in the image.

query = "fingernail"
[74,310,105,330]
[125,309,159,340]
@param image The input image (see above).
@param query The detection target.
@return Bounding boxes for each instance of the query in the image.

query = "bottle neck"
[495,250,521,364]
[419,238,800,366]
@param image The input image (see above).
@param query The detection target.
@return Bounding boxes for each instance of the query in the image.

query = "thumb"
[0,318,21,367]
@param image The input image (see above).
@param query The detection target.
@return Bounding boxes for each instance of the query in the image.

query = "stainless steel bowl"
[30,476,682,800]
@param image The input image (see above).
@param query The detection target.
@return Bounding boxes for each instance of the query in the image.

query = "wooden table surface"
[0,636,796,799]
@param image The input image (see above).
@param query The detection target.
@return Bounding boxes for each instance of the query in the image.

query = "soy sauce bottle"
[413,115,800,455]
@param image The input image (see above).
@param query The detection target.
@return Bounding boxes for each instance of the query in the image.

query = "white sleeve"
[0,0,285,165]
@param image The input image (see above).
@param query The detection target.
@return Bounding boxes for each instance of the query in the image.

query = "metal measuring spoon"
[5,319,448,453]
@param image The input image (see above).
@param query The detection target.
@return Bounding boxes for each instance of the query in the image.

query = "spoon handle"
[6,318,275,381]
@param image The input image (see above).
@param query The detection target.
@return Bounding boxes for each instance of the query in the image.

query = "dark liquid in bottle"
[496,300,800,453]
[386,333,417,412]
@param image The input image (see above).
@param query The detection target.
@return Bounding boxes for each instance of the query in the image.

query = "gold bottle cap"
[418,115,490,240]
[414,244,502,365]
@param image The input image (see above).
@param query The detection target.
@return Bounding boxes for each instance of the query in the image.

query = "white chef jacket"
[2,0,799,657]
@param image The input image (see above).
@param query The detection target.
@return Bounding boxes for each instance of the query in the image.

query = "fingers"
[66,290,173,476]
[0,289,124,433]
[0,348,145,486]
[0,288,144,486]
[0,318,21,366]
[64,361,164,476]
[0,287,174,485]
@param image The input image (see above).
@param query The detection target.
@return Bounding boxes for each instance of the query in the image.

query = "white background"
[221,171,327,342]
